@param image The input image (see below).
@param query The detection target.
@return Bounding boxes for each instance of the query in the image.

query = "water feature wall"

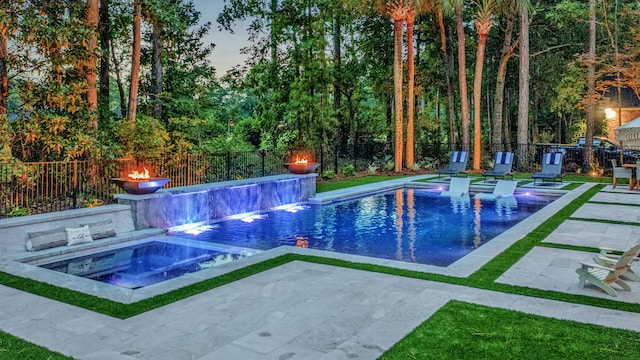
[115,174,317,230]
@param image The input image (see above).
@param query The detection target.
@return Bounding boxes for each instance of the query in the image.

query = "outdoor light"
[605,108,617,119]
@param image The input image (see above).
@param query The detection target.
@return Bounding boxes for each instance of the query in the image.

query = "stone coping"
[115,173,317,201]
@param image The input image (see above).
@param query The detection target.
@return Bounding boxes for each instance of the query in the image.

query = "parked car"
[535,137,639,171]
[567,137,639,169]
[576,137,619,150]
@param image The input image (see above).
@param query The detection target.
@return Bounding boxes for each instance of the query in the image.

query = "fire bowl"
[111,178,170,195]
[283,163,321,174]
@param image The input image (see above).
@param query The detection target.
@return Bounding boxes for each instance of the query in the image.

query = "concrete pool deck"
[1,179,640,359]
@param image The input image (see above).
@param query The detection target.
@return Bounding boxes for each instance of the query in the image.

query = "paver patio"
[1,182,639,359]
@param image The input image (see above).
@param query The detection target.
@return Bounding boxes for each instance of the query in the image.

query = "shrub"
[341,164,357,177]
[368,164,378,174]
[321,170,336,180]
[384,160,395,171]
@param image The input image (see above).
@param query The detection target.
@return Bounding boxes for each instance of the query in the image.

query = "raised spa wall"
[115,173,317,230]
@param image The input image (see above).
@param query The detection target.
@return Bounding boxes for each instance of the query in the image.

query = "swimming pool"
[172,188,556,267]
[37,240,254,289]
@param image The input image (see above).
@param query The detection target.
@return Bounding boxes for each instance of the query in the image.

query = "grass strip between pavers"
[1,182,638,320]
[380,300,640,360]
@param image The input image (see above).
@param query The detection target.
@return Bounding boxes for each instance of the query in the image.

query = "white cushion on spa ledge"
[66,225,94,246]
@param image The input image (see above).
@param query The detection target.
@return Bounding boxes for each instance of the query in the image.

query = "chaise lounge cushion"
[80,219,117,240]
[26,228,68,252]
[66,225,94,246]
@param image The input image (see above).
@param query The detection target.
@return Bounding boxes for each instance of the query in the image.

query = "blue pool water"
[173,188,556,267]
[40,241,248,289]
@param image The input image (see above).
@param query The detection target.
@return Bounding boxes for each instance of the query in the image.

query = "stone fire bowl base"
[111,178,171,195]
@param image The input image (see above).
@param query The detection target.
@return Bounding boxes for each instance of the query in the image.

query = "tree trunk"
[456,5,470,152]
[151,21,163,119]
[517,0,530,161]
[406,11,415,168]
[0,23,8,116]
[111,40,127,118]
[333,14,342,172]
[85,0,99,124]
[98,0,110,127]
[473,33,488,171]
[437,10,457,151]
[585,0,596,169]
[492,15,516,151]
[504,90,512,152]
[393,18,404,172]
[127,0,142,123]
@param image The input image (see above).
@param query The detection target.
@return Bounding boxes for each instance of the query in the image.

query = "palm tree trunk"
[585,0,596,169]
[406,11,415,168]
[393,17,404,172]
[517,0,529,161]
[456,5,470,152]
[127,0,141,123]
[473,33,488,171]
[492,15,516,151]
[437,10,456,151]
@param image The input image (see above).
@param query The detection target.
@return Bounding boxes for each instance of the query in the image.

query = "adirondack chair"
[533,152,564,185]
[593,245,640,281]
[483,151,514,181]
[437,151,468,179]
[576,243,640,297]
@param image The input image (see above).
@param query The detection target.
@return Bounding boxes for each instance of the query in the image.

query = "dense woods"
[0,0,639,172]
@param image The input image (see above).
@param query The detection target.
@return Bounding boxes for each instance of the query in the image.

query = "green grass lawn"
[381,300,640,360]
[316,175,410,193]
[1,174,637,358]
[0,332,73,359]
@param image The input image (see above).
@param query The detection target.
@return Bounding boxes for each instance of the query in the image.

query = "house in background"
[602,86,640,137]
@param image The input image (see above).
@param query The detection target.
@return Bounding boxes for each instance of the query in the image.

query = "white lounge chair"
[475,180,517,200]
[576,243,640,297]
[440,177,471,197]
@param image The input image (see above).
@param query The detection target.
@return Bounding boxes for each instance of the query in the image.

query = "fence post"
[226,152,231,180]
[72,160,78,209]
[260,150,265,176]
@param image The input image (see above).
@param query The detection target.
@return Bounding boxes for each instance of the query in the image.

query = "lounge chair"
[593,246,640,281]
[475,180,517,200]
[610,159,633,190]
[437,151,468,179]
[483,151,514,182]
[576,243,640,297]
[532,152,563,185]
[440,177,471,197]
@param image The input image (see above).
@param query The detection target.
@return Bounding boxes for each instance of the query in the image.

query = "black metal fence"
[0,145,626,218]
[0,151,288,218]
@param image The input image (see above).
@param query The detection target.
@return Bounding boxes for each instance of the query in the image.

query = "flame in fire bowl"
[111,167,170,194]
[283,155,320,174]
